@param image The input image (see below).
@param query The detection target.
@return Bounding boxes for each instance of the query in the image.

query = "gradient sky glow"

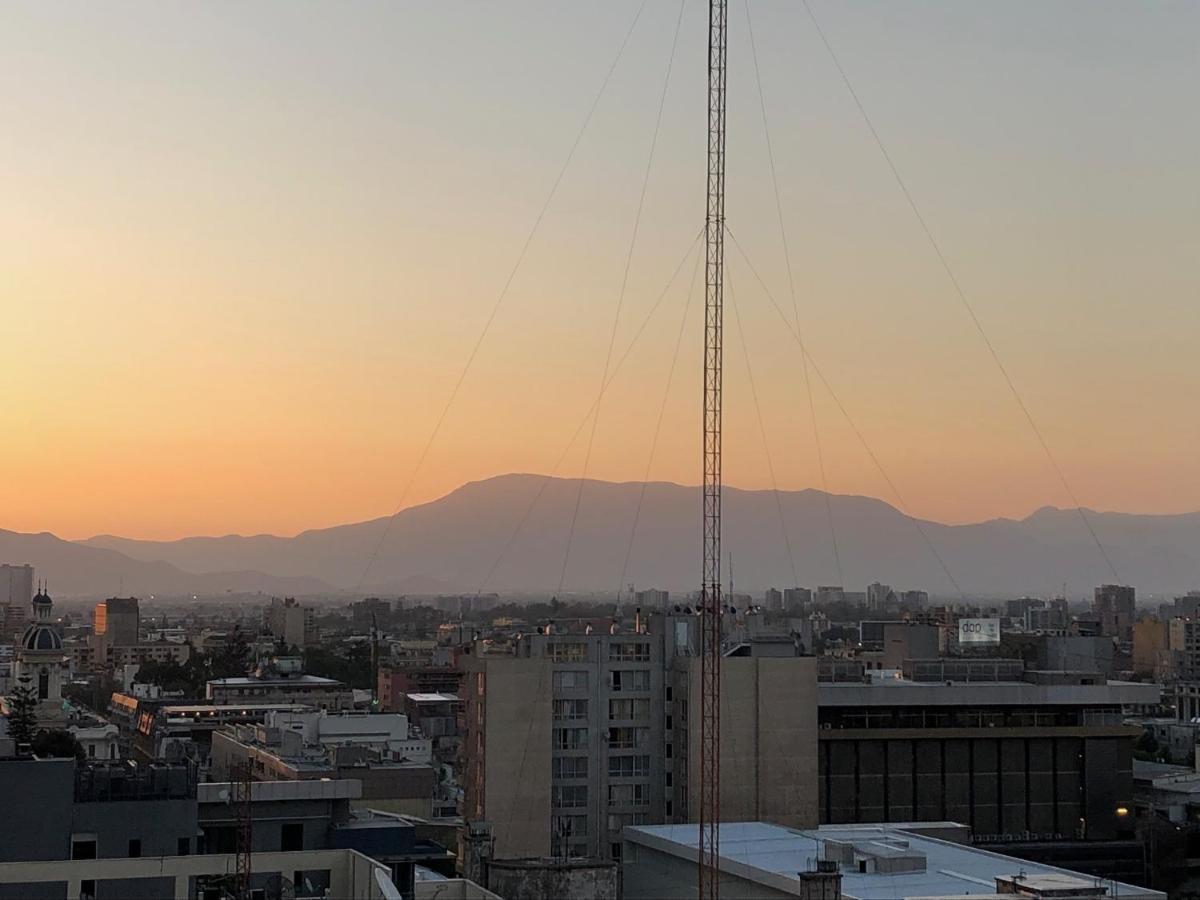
[2,1,1197,540]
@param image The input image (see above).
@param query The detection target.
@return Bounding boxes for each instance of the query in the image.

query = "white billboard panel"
[958,617,1001,645]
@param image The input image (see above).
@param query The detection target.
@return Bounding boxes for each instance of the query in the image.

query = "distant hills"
[55,473,1200,599]
[0,528,333,599]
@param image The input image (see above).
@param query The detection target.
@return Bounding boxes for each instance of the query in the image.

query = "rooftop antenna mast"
[700,1,728,898]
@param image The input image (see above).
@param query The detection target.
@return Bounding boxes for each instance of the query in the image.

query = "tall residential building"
[1175,591,1200,619]
[460,614,817,863]
[0,563,33,639]
[1093,584,1135,643]
[763,588,782,611]
[265,596,313,648]
[815,586,844,606]
[93,597,140,647]
[782,587,812,613]
[865,582,895,612]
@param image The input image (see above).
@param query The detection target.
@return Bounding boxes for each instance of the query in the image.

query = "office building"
[93,597,140,648]
[817,658,1159,880]
[1094,584,1136,643]
[460,614,817,863]
[763,588,782,611]
[622,821,1165,900]
[0,564,32,640]
[265,596,313,649]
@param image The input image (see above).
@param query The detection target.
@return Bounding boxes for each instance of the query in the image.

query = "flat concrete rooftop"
[623,822,1165,900]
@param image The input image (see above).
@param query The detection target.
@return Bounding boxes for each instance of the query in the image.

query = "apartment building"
[460,612,816,863]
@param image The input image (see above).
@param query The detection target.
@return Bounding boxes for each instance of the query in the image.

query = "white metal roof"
[623,822,1165,900]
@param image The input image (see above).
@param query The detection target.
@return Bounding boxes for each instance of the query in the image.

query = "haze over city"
[3,1,1197,542]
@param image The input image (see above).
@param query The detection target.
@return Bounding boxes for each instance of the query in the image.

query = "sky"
[1,1,1197,540]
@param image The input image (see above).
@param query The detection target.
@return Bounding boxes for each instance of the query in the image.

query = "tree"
[6,672,39,750]
[32,729,84,760]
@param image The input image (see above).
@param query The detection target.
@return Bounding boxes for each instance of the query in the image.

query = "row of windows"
[608,726,649,749]
[550,784,653,808]
[547,642,652,662]
[553,698,652,721]
[554,699,588,720]
[554,669,652,692]
[609,783,650,806]
[555,727,588,750]
[553,756,589,779]
[609,698,651,720]
[608,755,651,778]
[553,785,588,808]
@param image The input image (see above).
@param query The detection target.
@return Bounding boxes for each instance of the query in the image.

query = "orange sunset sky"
[2,2,1197,540]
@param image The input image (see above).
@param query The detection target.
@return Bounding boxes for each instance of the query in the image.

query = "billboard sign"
[958,617,1001,645]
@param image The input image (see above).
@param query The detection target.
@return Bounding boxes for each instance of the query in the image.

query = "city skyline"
[3,1,1197,540]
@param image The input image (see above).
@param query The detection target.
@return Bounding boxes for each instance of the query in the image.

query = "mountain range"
[3,473,1186,599]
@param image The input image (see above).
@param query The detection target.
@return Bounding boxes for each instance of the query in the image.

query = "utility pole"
[700,1,727,898]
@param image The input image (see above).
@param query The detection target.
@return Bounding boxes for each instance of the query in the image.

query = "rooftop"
[405,692,460,703]
[208,674,341,686]
[623,822,1165,900]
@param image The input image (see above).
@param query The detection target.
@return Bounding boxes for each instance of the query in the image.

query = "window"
[665,715,673,731]
[128,839,142,858]
[552,785,588,808]
[612,670,650,692]
[609,698,650,720]
[554,727,588,750]
[88,744,96,758]
[553,699,588,720]
[553,756,589,779]
[609,642,650,662]
[608,783,649,806]
[553,670,589,691]
[553,814,588,838]
[177,837,190,856]
[38,669,49,700]
[550,642,588,662]
[608,755,651,778]
[281,823,304,852]
[607,727,648,749]
[476,673,485,696]
[611,842,623,861]
[71,837,97,860]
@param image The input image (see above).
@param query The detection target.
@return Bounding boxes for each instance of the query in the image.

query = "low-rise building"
[622,821,1166,900]
[206,656,352,710]
[210,722,437,817]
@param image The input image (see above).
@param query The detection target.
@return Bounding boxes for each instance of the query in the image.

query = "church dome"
[22,585,62,652]
[22,624,63,651]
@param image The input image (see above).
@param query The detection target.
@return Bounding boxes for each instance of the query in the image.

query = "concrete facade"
[461,653,552,859]
[460,615,819,865]
[684,656,818,829]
